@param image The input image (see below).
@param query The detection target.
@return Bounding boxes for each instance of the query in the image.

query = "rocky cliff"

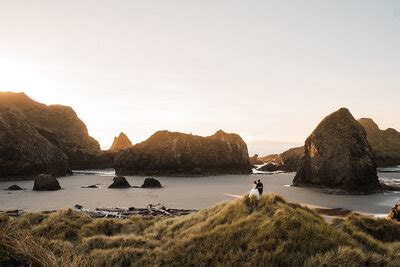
[0,92,111,170]
[293,108,380,194]
[114,130,252,175]
[0,108,70,178]
[358,118,400,166]
[109,132,133,151]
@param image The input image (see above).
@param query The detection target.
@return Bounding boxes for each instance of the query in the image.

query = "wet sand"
[1,172,399,215]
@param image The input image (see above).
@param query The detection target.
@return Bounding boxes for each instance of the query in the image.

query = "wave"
[72,169,116,176]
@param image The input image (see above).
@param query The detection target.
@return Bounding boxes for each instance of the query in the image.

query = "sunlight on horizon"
[0,1,399,154]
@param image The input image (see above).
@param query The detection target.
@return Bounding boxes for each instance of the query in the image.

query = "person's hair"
[253,181,257,184]
[258,179,260,182]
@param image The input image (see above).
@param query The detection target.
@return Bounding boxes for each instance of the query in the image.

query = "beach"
[1,170,399,216]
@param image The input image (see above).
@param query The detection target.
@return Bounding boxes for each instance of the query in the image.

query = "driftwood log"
[74,203,196,218]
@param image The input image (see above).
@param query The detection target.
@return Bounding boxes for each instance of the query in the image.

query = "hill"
[358,118,400,166]
[1,194,399,266]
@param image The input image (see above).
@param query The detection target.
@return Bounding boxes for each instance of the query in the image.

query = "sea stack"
[358,118,400,166]
[114,130,252,175]
[110,132,133,151]
[293,108,380,194]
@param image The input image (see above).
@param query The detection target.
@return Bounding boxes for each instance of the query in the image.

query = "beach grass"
[1,193,399,266]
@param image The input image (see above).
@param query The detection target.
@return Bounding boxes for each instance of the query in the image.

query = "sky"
[0,1,399,155]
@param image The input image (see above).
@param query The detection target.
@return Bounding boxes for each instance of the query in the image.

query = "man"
[387,203,400,224]
[256,179,263,195]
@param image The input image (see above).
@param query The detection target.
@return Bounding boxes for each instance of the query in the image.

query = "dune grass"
[1,193,399,266]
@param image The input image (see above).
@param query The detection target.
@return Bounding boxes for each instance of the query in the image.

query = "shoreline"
[0,173,398,216]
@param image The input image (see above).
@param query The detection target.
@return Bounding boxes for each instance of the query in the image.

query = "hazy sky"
[0,1,399,154]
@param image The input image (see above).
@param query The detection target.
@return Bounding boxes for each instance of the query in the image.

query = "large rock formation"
[109,132,133,151]
[115,130,252,175]
[0,108,70,178]
[0,92,113,171]
[293,108,380,194]
[358,118,400,166]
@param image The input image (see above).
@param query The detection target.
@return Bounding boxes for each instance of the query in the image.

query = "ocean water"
[0,170,399,216]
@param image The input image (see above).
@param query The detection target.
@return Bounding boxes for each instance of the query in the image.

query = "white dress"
[249,185,260,199]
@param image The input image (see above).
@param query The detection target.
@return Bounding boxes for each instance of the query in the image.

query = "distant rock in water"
[258,154,283,165]
[109,132,133,151]
[33,174,62,191]
[293,108,380,194]
[114,130,252,175]
[258,147,304,172]
[108,176,131,188]
[6,185,23,191]
[0,92,114,171]
[141,178,162,188]
[0,108,70,179]
[250,154,263,165]
[257,163,281,172]
[358,118,400,166]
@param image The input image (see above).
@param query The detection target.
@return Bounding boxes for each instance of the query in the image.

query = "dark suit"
[257,182,263,195]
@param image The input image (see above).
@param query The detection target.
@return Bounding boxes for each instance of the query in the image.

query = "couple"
[249,179,263,199]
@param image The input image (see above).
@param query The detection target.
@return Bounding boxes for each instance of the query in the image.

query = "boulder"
[33,174,62,191]
[0,108,70,179]
[293,108,381,194]
[108,176,131,188]
[110,132,133,151]
[358,118,400,166]
[114,130,252,175]
[141,178,162,188]
[6,185,23,191]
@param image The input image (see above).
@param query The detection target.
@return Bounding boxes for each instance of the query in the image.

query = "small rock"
[33,174,61,191]
[108,176,131,188]
[6,185,23,191]
[141,178,162,188]
[81,184,100,189]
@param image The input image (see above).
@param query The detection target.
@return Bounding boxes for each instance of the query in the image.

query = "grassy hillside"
[1,194,399,266]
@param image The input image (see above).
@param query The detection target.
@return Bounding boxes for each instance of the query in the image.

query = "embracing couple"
[249,179,263,199]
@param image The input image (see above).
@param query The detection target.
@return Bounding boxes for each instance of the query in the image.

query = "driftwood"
[0,209,23,217]
[74,204,196,218]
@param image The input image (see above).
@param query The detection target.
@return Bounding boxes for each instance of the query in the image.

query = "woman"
[249,181,260,199]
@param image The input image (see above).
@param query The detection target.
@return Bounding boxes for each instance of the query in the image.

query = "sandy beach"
[1,171,399,216]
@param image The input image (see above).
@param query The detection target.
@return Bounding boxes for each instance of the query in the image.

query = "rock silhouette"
[293,108,380,194]
[33,174,62,191]
[110,132,133,151]
[0,108,70,179]
[358,118,400,166]
[108,176,131,188]
[141,178,162,188]
[0,92,114,172]
[115,130,252,175]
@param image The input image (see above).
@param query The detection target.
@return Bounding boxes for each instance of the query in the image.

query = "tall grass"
[1,193,399,266]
